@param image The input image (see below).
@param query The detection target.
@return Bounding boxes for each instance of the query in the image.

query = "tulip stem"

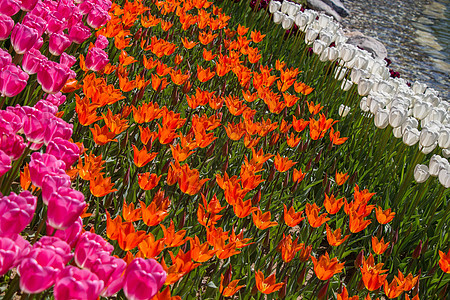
[0,96,6,110]
[3,275,19,300]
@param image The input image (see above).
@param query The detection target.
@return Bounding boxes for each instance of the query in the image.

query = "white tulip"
[429,154,443,176]
[327,21,339,34]
[414,164,430,183]
[413,100,432,120]
[402,127,420,146]
[295,13,308,31]
[393,126,403,138]
[378,81,395,95]
[420,141,438,154]
[327,47,339,61]
[318,14,332,29]
[339,104,351,117]
[428,107,446,123]
[401,117,419,134]
[305,27,319,44]
[424,93,440,107]
[370,97,385,115]
[354,55,369,70]
[280,1,290,14]
[319,31,334,46]
[374,108,389,129]
[282,16,294,29]
[358,78,374,96]
[269,0,282,13]
[313,40,326,55]
[389,108,407,128]
[339,44,356,62]
[273,11,285,24]
[438,127,450,149]
[287,3,301,16]
[334,66,347,81]
[334,33,348,46]
[360,97,370,112]
[412,81,427,94]
[443,148,450,158]
[438,168,450,188]
[420,125,440,147]
[341,79,353,91]
[319,48,329,62]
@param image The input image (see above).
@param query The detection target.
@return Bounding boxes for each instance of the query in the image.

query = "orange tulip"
[161,220,188,248]
[132,145,158,168]
[292,168,306,183]
[305,203,330,228]
[371,236,389,255]
[349,212,371,233]
[197,65,215,82]
[276,234,304,263]
[292,116,309,132]
[138,233,165,259]
[330,128,348,145]
[250,30,266,43]
[274,153,296,172]
[219,274,245,297]
[308,100,323,115]
[233,198,258,218]
[255,270,284,294]
[90,124,117,145]
[439,248,450,273]
[118,223,147,252]
[122,201,141,222]
[150,287,180,300]
[169,69,190,86]
[294,81,314,95]
[189,236,216,263]
[138,173,161,191]
[106,212,122,241]
[89,175,117,197]
[283,204,305,227]
[202,48,217,61]
[336,286,359,300]
[326,224,349,247]
[178,163,208,195]
[286,132,301,148]
[252,209,278,230]
[360,254,388,291]
[383,279,404,299]
[375,206,395,224]
[181,37,198,49]
[311,252,344,280]
[140,201,168,227]
[323,193,344,215]
[335,171,349,185]
[394,270,419,291]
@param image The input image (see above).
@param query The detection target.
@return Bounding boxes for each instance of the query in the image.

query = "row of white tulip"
[268,0,449,188]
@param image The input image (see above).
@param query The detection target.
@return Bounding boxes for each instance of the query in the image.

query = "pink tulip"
[35,99,58,114]
[20,0,38,11]
[74,231,114,269]
[0,64,29,97]
[0,110,22,134]
[0,0,21,16]
[0,236,21,275]
[47,187,86,230]
[29,152,67,187]
[43,116,73,144]
[78,0,93,15]
[0,149,11,177]
[68,23,91,44]
[22,14,47,36]
[46,137,80,167]
[54,266,104,300]
[0,48,12,68]
[45,92,66,107]
[11,23,40,54]
[49,32,71,56]
[33,36,44,49]
[86,7,110,28]
[123,258,167,300]
[0,133,26,160]
[0,191,37,237]
[46,12,65,34]
[56,0,76,20]
[11,233,31,265]
[85,46,109,72]
[22,48,47,75]
[95,34,109,49]
[18,248,65,294]
[34,236,73,264]
[46,216,82,248]
[30,0,51,19]
[60,53,76,68]
[90,254,127,297]
[23,110,49,144]
[41,174,71,204]
[37,60,69,94]
[0,14,14,40]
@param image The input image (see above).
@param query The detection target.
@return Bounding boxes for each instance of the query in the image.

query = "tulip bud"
[297,267,306,285]
[263,228,270,249]
[269,132,280,146]
[349,171,358,187]
[251,285,258,296]
[412,240,422,259]
[392,228,399,245]
[324,180,331,195]
[315,149,322,164]
[278,276,288,299]
[412,270,421,295]
[267,165,276,182]
[223,264,232,287]
[161,160,171,174]
[305,158,312,172]
[317,280,329,300]
[357,278,365,291]
[178,212,186,230]
[221,156,229,174]
[322,173,328,188]
[221,140,229,157]
[355,250,364,268]
[438,284,448,299]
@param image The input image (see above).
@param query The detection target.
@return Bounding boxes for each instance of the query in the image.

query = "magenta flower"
[33,36,44,49]
[43,116,73,144]
[0,14,14,40]
[0,64,29,97]
[20,0,39,12]
[46,12,65,34]
[49,32,72,56]
[41,174,70,205]
[0,0,20,16]
[22,48,47,75]
[0,48,12,68]
[18,248,65,294]
[0,191,37,237]
[46,216,82,248]
[60,53,77,68]
[86,7,110,29]
[46,137,80,167]
[0,133,26,160]
[35,99,58,114]
[23,111,49,144]
[0,110,22,134]
[11,234,31,265]
[68,23,91,44]
[123,258,167,300]
[11,23,39,54]
[37,60,69,94]
[29,152,67,187]
[22,14,47,36]
[90,254,127,297]
[47,187,86,230]
[74,231,114,269]
[34,236,73,264]
[45,92,67,107]
[54,266,104,300]
[85,46,109,72]
[95,34,109,49]
[0,236,21,276]
[0,149,11,177]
